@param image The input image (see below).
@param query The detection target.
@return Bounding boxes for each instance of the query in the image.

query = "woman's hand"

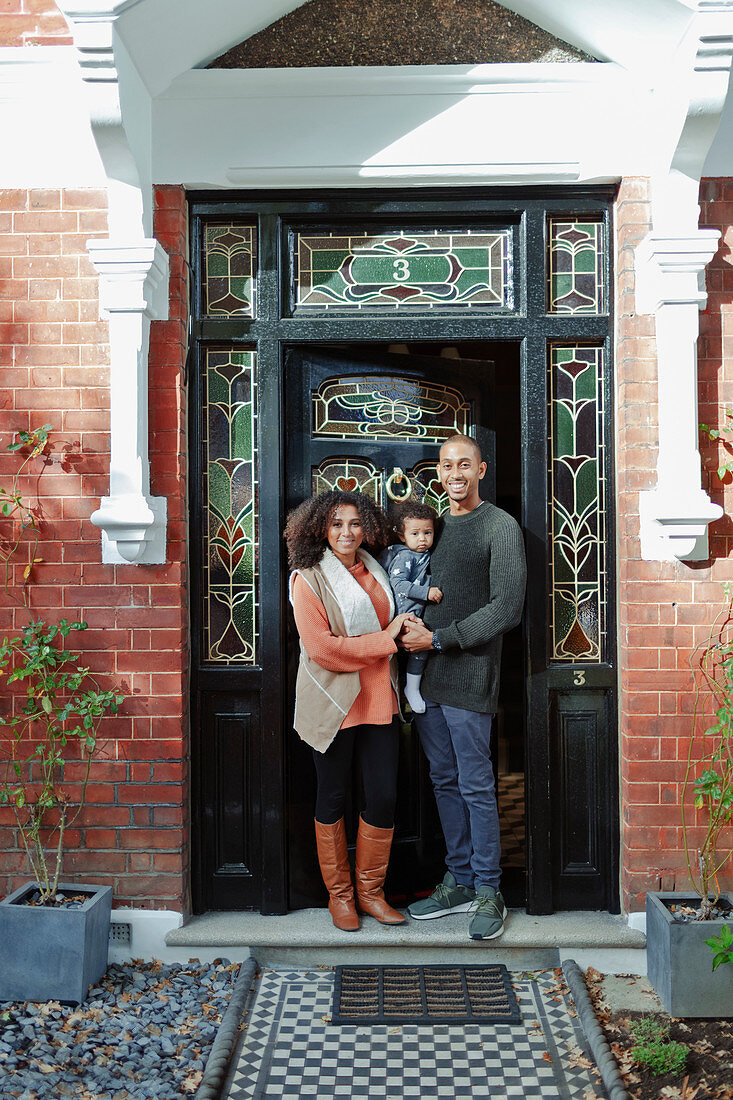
[385,612,417,640]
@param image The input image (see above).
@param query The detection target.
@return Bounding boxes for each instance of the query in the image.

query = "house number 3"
[573,669,586,686]
[392,258,411,281]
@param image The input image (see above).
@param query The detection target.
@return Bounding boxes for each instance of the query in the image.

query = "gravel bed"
[0,959,242,1099]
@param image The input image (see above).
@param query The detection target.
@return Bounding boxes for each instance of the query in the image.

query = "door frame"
[188,186,619,915]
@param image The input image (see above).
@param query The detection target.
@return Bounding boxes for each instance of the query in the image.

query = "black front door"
[284,345,507,908]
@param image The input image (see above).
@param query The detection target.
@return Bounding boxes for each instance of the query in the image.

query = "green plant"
[706,923,733,971]
[0,427,124,904]
[682,582,733,920]
[701,409,733,482]
[630,1017,688,1077]
[0,618,123,903]
[0,423,51,604]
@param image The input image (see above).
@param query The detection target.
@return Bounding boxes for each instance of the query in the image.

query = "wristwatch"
[431,632,443,652]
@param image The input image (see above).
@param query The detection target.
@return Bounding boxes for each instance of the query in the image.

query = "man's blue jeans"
[415,702,500,891]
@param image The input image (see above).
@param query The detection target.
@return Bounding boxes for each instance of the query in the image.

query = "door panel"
[198,691,261,910]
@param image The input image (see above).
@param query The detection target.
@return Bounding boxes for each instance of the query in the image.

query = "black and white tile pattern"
[224,968,605,1099]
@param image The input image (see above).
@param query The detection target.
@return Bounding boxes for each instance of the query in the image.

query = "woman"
[285,490,411,931]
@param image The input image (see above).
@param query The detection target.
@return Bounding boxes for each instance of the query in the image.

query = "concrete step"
[166,908,647,973]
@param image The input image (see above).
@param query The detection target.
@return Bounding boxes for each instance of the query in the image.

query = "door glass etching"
[295,230,512,312]
[312,458,382,505]
[408,461,450,515]
[204,223,257,316]
[313,375,470,441]
[548,344,606,662]
[547,218,605,315]
[204,349,258,663]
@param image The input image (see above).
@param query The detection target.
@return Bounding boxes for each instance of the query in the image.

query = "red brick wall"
[0,186,190,910]
[0,0,71,46]
[617,177,733,911]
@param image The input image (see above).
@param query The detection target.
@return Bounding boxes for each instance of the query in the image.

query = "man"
[401,434,526,940]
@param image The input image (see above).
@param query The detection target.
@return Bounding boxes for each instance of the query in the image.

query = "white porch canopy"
[38,0,733,562]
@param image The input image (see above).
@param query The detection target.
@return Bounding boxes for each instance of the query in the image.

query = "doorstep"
[166,908,647,973]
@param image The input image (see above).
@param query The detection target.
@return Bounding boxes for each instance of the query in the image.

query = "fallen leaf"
[542,1052,552,1063]
[181,1071,203,1093]
[567,1048,594,1070]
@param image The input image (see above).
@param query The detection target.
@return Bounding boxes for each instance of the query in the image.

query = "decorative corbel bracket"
[635,1,733,562]
[636,233,723,561]
[88,239,169,564]
[58,0,170,564]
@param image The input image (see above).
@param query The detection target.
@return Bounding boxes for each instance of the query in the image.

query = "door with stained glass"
[189,188,619,917]
[284,346,496,907]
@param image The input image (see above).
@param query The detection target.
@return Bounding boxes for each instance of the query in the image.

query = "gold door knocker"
[386,467,412,502]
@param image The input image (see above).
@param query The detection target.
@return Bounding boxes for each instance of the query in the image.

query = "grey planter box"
[0,881,112,1004]
[647,891,733,1017]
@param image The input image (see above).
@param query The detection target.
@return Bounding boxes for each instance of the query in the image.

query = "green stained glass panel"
[548,345,606,663]
[295,230,513,313]
[312,458,383,505]
[205,224,257,316]
[408,462,450,515]
[548,218,605,314]
[203,349,258,663]
[314,376,470,442]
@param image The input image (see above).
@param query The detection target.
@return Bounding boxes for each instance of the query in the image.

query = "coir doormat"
[332,964,520,1025]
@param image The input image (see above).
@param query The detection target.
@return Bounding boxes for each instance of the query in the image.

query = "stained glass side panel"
[204,224,257,317]
[295,230,512,312]
[548,345,606,663]
[547,218,605,314]
[203,349,258,664]
[312,458,382,505]
[314,376,470,442]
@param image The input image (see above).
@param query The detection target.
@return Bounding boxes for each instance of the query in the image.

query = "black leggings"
[313,721,399,829]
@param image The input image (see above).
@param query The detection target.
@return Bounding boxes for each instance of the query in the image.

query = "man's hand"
[428,587,442,603]
[400,619,435,652]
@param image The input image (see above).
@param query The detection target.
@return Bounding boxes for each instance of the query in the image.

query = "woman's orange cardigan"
[291,558,398,730]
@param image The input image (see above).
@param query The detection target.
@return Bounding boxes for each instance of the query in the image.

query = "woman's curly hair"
[285,491,392,570]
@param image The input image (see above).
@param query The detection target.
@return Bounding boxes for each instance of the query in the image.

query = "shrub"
[630,1017,688,1077]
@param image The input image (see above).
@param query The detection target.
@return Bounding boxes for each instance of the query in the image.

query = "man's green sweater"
[422,501,527,714]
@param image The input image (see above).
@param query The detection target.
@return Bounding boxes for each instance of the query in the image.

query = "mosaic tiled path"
[223,967,606,1099]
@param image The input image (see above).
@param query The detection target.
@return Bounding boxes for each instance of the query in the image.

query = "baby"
[380,501,442,714]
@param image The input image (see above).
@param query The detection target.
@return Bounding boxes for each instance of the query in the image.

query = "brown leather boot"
[355,816,406,925]
[314,818,359,932]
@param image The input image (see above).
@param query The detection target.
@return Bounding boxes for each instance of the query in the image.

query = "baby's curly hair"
[285,491,392,570]
[392,500,439,538]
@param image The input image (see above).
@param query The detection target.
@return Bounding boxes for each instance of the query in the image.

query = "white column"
[88,240,169,563]
[636,234,723,560]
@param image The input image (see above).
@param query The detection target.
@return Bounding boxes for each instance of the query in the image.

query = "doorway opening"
[284,339,526,909]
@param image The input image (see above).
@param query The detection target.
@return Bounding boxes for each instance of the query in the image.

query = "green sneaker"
[468,886,507,940]
[408,872,476,920]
